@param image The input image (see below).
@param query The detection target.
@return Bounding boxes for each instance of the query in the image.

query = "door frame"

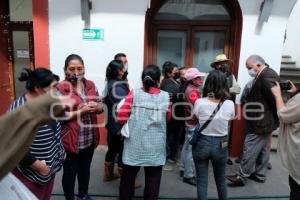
[7,22,35,98]
[144,0,243,77]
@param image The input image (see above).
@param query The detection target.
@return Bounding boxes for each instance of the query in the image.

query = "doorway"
[145,0,242,75]
[6,0,34,98]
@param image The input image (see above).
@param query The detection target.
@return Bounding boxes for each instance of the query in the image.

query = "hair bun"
[18,68,33,82]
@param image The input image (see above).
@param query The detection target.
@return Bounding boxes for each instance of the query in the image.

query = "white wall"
[236,0,297,103]
[49,0,149,93]
[283,0,300,66]
[49,0,297,102]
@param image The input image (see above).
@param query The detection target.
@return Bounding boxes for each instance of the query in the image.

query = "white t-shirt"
[193,98,235,137]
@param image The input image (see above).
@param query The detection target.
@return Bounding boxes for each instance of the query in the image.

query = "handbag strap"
[196,100,224,134]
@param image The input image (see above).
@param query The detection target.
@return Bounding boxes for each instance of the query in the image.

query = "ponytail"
[141,65,161,92]
[142,75,156,91]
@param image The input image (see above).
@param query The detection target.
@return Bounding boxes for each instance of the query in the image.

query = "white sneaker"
[163,164,173,171]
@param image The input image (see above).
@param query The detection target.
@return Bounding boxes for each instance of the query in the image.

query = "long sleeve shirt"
[277,93,300,185]
[0,94,64,180]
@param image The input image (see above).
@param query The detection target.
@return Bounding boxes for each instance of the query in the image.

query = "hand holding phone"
[279,81,292,91]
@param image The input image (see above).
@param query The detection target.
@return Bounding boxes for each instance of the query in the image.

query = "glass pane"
[9,0,32,21]
[193,31,225,73]
[157,31,186,67]
[12,31,31,97]
[155,0,230,21]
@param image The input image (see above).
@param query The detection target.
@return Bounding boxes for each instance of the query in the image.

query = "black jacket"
[245,67,280,135]
[104,80,130,135]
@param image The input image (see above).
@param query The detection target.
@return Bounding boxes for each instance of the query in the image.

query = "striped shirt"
[9,95,65,185]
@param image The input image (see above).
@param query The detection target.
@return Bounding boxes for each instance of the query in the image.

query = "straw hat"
[211,54,232,67]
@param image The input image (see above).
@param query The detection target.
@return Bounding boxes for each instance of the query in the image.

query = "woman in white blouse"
[192,70,235,200]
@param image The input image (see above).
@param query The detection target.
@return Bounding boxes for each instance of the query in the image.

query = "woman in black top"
[103,60,129,181]
[160,61,183,166]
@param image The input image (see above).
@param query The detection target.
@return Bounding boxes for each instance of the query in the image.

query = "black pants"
[105,132,123,167]
[62,145,95,200]
[166,123,182,160]
[119,165,162,200]
[289,176,300,200]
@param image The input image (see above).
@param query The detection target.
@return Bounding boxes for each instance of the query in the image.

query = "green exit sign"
[82,29,104,40]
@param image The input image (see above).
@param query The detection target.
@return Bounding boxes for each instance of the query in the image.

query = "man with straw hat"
[211,54,241,98]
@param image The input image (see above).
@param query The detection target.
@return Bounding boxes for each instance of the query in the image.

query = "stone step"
[281,61,296,65]
[281,57,294,63]
[281,64,297,69]
[271,129,279,152]
[280,65,300,72]
[279,55,300,90]
[271,136,278,152]
[272,129,279,137]
[279,74,300,79]
[280,70,300,75]
[282,55,292,59]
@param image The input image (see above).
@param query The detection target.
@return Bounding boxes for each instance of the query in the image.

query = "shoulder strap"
[196,100,224,134]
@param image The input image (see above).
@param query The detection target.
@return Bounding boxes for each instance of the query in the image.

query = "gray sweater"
[277,93,300,185]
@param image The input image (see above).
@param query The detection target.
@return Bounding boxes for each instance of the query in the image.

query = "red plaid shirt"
[78,90,100,149]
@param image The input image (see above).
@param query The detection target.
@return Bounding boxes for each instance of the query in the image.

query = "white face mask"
[76,74,85,81]
[248,68,257,77]
[124,63,128,71]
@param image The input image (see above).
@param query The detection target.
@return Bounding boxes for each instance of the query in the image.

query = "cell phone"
[279,81,292,91]
[220,141,228,149]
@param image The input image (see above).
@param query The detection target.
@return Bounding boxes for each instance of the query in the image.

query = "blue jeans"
[180,127,195,178]
[192,134,228,200]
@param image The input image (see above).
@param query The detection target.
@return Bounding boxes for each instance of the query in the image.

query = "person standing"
[9,68,64,200]
[177,67,188,153]
[193,70,235,200]
[210,54,240,165]
[103,60,129,182]
[210,54,241,100]
[227,55,280,186]
[117,65,171,200]
[180,68,206,186]
[57,54,103,200]
[160,61,181,169]
[271,81,300,200]
[112,53,142,188]
[0,93,74,200]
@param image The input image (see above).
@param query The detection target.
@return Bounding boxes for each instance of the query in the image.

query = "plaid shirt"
[78,90,99,149]
[79,114,94,149]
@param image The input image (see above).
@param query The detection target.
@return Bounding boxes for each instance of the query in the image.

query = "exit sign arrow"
[82,29,104,40]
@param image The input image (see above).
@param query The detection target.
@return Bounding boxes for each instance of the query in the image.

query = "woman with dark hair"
[192,70,234,200]
[117,65,171,200]
[9,68,64,200]
[160,61,181,169]
[57,54,103,200]
[103,60,130,182]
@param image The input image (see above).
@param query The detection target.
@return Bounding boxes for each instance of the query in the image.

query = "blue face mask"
[248,68,257,77]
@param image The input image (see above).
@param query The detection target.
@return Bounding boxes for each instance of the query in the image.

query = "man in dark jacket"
[227,55,280,186]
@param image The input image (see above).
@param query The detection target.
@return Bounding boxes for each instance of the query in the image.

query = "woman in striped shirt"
[9,68,64,200]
